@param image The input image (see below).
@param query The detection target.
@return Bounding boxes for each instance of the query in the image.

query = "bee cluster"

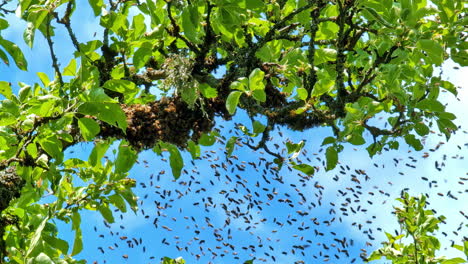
[0,167,24,212]
[99,96,216,150]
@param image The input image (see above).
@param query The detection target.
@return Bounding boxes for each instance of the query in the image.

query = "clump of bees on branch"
[99,96,216,150]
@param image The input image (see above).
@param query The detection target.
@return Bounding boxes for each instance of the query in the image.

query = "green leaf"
[417,39,444,65]
[347,134,366,145]
[88,0,103,16]
[286,140,305,156]
[296,88,308,100]
[89,139,111,167]
[249,68,265,90]
[43,234,69,254]
[27,7,48,29]
[38,135,63,162]
[78,118,100,141]
[416,99,445,112]
[226,91,242,115]
[63,59,77,76]
[292,163,315,176]
[109,194,127,213]
[0,47,10,66]
[321,136,336,146]
[160,142,184,180]
[182,6,200,44]
[225,136,237,157]
[414,122,429,136]
[77,102,127,131]
[23,22,35,48]
[252,121,266,134]
[18,84,31,102]
[115,141,137,174]
[71,228,82,256]
[0,37,28,70]
[26,216,49,257]
[441,258,467,264]
[0,18,8,30]
[230,78,248,92]
[404,134,424,151]
[0,112,16,126]
[325,146,338,171]
[98,203,115,223]
[103,79,137,94]
[133,43,152,69]
[315,48,337,65]
[34,253,54,264]
[361,7,394,28]
[0,81,12,99]
[199,83,218,98]
[252,89,266,102]
[187,140,200,159]
[199,132,216,146]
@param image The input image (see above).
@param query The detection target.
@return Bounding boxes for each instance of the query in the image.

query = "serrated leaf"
[226,91,242,115]
[325,146,338,171]
[78,117,100,141]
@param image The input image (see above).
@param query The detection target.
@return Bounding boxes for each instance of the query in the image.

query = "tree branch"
[45,15,64,94]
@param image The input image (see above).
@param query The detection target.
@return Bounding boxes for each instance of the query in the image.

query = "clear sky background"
[1,2,467,264]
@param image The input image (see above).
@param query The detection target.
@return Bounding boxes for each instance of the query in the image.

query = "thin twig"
[54,2,80,52]
[165,0,200,54]
[45,14,64,94]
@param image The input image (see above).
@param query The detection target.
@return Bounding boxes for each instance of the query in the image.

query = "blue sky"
[1,2,467,264]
